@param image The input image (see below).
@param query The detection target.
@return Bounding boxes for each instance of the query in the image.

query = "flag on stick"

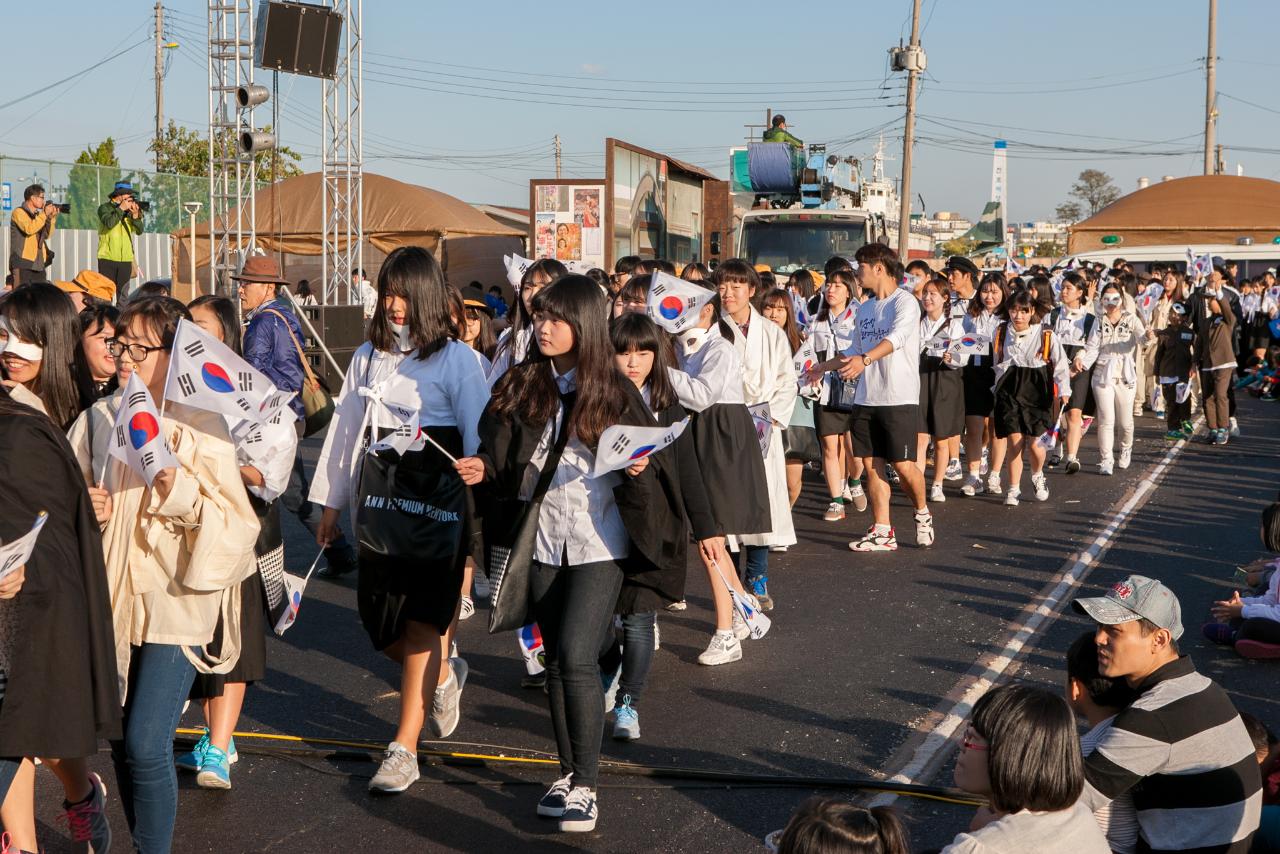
[108,373,178,487]
[646,271,715,334]
[166,319,293,423]
[591,418,690,478]
[271,548,325,636]
[948,334,989,357]
[517,623,546,676]
[712,555,771,640]
[747,403,774,455]
[504,254,534,290]
[0,512,48,581]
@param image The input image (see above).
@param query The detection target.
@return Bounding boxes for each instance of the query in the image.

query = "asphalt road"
[31,396,1280,853]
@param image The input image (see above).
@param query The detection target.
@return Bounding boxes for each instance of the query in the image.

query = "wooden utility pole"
[896,0,924,260]
[554,135,562,179]
[154,2,164,166]
[1203,0,1218,175]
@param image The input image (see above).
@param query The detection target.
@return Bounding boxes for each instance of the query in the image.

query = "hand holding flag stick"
[709,552,771,640]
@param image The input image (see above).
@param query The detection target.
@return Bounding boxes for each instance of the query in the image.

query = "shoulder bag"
[263,308,334,436]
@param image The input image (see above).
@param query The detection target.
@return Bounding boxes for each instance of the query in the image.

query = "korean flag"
[646,271,715,334]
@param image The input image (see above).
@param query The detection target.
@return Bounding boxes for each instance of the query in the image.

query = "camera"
[136,200,150,212]
[51,202,71,214]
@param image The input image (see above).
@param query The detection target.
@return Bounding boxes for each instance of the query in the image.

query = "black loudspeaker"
[254,1,343,79]
[299,305,364,351]
[305,348,355,390]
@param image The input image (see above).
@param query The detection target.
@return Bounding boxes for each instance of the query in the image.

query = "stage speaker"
[254,1,343,79]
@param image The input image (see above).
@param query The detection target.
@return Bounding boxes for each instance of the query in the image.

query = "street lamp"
[182,201,202,295]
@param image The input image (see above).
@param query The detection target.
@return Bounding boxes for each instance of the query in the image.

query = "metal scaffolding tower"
[321,0,363,305]
[207,0,258,296]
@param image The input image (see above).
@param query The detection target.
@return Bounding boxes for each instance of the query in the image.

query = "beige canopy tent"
[1068,175,1280,254]
[170,171,524,299]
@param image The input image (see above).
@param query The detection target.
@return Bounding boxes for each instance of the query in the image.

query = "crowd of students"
[0,242,1273,852]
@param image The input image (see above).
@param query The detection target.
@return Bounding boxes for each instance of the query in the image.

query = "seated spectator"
[1073,575,1261,852]
[943,683,1110,853]
[771,797,909,854]
[1065,631,1140,854]
[1204,501,1280,659]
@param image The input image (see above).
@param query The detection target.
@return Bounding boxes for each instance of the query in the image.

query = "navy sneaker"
[559,787,598,833]
[537,775,573,818]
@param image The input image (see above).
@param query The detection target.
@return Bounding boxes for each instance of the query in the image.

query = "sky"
[5,0,1280,224]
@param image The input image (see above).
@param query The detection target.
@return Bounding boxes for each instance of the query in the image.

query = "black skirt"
[691,403,771,537]
[190,497,280,697]
[993,366,1054,439]
[962,364,997,417]
[919,356,965,438]
[814,400,856,436]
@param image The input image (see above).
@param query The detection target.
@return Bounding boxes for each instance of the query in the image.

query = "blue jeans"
[110,644,197,854]
[531,560,624,791]
[617,612,655,707]
[735,545,769,585]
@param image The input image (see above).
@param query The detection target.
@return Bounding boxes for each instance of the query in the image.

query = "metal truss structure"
[321,0,363,305]
[207,0,258,296]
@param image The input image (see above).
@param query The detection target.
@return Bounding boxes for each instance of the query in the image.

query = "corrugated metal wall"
[3,228,172,284]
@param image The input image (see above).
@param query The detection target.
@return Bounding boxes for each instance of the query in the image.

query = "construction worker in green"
[761,114,804,149]
[97,181,144,297]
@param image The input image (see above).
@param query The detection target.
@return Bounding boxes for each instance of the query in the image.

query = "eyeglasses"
[105,338,167,362]
[962,726,988,752]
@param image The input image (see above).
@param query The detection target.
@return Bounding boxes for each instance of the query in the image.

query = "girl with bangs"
[664,268,773,667]
[917,277,967,503]
[809,267,865,521]
[456,276,716,832]
[490,258,568,382]
[0,283,95,429]
[610,273,651,318]
[310,247,490,795]
[759,287,815,507]
[602,312,721,742]
[960,273,1010,498]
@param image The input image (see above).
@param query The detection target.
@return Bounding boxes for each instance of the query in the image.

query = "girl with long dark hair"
[176,294,298,790]
[310,246,489,794]
[760,288,811,507]
[917,277,967,503]
[960,273,1009,497]
[79,302,121,401]
[0,283,94,429]
[490,258,567,381]
[1043,272,1098,474]
[455,276,713,832]
[809,268,864,521]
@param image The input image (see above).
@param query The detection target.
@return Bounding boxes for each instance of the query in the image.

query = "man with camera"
[96,180,144,298]
[7,184,58,287]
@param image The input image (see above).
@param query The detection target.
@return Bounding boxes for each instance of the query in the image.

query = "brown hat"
[56,269,117,302]
[231,256,289,285]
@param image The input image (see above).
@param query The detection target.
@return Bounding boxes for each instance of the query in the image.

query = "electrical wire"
[0,38,151,112]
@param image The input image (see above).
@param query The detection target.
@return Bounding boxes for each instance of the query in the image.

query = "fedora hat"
[231,256,289,285]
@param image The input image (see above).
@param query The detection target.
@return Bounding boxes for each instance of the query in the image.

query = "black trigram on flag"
[237,372,254,392]
[183,340,205,358]
[177,374,196,397]
[651,281,668,297]
[127,391,147,408]
[235,398,251,413]
[610,435,631,455]
[115,425,126,447]
[243,428,263,445]
[141,450,155,468]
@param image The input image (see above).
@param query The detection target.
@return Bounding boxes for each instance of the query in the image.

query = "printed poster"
[574,188,600,228]
[536,184,568,213]
[535,213,556,258]
[555,222,582,261]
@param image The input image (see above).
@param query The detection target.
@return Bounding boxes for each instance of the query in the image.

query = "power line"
[1219,92,1280,117]
[0,38,150,113]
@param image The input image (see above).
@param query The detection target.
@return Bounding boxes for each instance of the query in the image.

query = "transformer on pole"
[321,0,363,305]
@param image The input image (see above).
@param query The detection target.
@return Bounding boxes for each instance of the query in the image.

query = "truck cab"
[736,209,882,276]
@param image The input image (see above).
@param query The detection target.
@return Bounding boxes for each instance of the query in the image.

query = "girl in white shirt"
[489,259,567,383]
[1082,282,1153,476]
[1041,273,1098,474]
[960,275,1010,497]
[311,247,489,795]
[917,278,967,503]
[809,269,865,521]
[992,289,1070,507]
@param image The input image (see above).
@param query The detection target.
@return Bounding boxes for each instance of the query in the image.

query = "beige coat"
[67,396,259,700]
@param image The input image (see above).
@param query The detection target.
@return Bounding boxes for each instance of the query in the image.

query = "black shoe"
[316,554,357,578]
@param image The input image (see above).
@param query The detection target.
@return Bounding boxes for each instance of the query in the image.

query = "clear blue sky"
[6,0,1279,223]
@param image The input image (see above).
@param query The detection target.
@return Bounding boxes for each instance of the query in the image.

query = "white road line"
[869,433,1192,807]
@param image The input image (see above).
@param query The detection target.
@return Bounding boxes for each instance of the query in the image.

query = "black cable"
[0,39,150,112]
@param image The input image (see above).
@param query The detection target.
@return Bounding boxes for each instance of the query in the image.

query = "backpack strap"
[1040,328,1053,363]
[992,321,1006,363]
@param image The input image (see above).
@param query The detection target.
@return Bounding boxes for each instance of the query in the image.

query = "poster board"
[529,179,606,271]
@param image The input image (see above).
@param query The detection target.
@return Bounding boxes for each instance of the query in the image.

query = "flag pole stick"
[421,431,460,465]
[302,546,326,584]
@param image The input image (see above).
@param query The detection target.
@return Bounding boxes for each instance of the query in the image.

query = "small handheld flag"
[646,271,715,334]
[1080,415,1095,438]
[1035,411,1064,451]
[1175,382,1191,404]
[108,373,178,487]
[793,336,819,382]
[517,622,546,676]
[1006,257,1027,276]
[504,254,534,290]
[0,511,48,581]
[592,417,690,478]
[167,319,294,424]
[948,334,989,357]
[747,402,774,456]
[713,555,771,640]
[271,548,324,636]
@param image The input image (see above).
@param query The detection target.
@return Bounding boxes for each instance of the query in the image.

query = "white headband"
[0,316,44,362]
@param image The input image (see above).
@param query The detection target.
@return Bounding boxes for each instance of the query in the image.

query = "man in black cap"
[762,115,804,150]
[944,255,980,319]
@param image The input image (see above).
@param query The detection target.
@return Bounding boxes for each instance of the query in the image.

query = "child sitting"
[1204,501,1280,659]
[769,797,909,854]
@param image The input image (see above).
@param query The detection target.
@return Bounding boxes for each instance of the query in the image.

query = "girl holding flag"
[67,296,260,854]
[490,258,567,382]
[960,273,1010,497]
[991,289,1071,506]
[175,295,298,790]
[1042,273,1098,474]
[310,247,489,795]
[810,268,865,521]
[454,276,721,832]
[917,277,967,503]
[1083,281,1153,474]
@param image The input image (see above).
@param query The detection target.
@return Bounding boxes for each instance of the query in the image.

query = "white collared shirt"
[523,366,630,566]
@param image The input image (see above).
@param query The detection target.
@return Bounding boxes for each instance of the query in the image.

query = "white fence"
[3,228,171,284]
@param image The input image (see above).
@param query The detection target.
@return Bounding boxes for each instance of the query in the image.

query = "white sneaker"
[730,605,750,640]
[1005,487,1020,507]
[1099,460,1114,476]
[929,482,946,503]
[914,511,935,548]
[960,473,983,496]
[698,632,742,666]
[986,473,1002,495]
[665,599,687,612]
[944,458,963,481]
[1032,472,1049,501]
[823,500,846,522]
[1230,416,1241,438]
[1117,447,1132,469]
[979,447,990,477]
[459,595,475,621]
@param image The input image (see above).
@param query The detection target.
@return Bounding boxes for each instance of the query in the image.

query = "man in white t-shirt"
[810,243,933,551]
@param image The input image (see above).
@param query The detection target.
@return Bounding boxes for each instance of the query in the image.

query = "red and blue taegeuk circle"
[628,444,656,460]
[128,412,160,449]
[658,296,683,320]
[201,361,235,393]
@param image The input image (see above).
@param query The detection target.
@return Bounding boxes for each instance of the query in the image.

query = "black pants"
[531,559,624,790]
[1162,383,1191,431]
[278,456,356,569]
[9,265,45,287]
[98,258,133,299]
[1235,617,1280,645]
[598,612,656,709]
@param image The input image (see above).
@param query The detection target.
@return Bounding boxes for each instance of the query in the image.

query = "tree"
[1056,169,1121,221]
[1054,201,1083,224]
[148,119,303,179]
[66,137,122,230]
[939,237,978,257]
[1034,239,1065,258]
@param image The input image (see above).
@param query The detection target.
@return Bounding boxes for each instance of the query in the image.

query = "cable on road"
[172,728,985,807]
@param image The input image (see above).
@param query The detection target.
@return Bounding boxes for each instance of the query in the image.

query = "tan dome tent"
[170,171,524,301]
[1067,175,1280,254]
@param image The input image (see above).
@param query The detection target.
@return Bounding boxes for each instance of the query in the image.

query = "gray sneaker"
[428,658,468,739]
[368,741,419,793]
[64,771,111,854]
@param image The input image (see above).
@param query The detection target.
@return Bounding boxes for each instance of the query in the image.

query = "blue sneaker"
[612,695,640,741]
[749,577,773,612]
[176,729,209,772]
[197,744,232,789]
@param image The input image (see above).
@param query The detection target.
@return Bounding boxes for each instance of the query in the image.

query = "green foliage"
[66,137,122,229]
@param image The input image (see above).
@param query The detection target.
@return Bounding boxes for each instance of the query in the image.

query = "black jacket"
[0,392,121,756]
[476,382,718,595]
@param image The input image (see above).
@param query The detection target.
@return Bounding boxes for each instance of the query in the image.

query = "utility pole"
[1203,0,1217,175]
[154,2,164,166]
[895,0,925,260]
[554,135,562,179]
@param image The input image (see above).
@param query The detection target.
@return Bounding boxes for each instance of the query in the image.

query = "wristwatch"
[862,354,873,367]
